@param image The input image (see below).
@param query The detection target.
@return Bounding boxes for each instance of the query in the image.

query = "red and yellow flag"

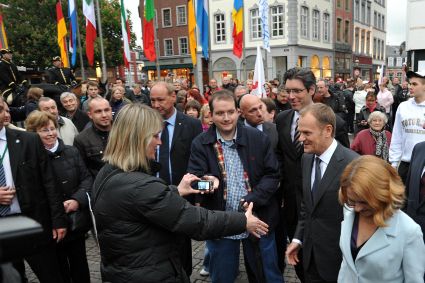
[56,0,69,67]
[232,0,243,58]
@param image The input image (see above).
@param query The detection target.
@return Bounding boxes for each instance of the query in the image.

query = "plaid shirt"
[217,131,248,239]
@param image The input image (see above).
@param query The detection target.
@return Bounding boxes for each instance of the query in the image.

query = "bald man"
[240,94,278,150]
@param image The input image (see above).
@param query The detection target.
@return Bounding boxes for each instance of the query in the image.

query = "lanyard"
[0,145,8,164]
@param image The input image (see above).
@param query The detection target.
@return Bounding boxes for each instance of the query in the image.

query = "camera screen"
[197,180,212,191]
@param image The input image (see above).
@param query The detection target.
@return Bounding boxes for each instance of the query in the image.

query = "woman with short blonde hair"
[337,156,425,282]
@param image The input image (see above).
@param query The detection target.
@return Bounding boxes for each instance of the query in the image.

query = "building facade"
[334,0,353,81]
[406,0,425,72]
[385,45,407,82]
[139,0,193,82]
[371,0,386,80]
[196,0,334,87]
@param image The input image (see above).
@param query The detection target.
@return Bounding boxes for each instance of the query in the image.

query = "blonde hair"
[339,155,405,227]
[103,104,162,172]
[200,104,211,122]
[25,110,58,132]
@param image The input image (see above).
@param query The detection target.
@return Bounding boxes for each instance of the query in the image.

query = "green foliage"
[2,0,136,68]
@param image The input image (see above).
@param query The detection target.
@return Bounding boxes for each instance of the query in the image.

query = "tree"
[2,0,136,69]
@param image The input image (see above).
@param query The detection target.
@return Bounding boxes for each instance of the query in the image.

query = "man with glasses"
[274,68,349,280]
[285,103,358,283]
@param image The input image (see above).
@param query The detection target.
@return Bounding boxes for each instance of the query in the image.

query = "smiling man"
[188,90,282,283]
[285,103,358,283]
[60,92,90,132]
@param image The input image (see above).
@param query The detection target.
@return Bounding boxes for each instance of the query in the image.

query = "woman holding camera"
[25,110,92,283]
[338,156,425,282]
[92,104,268,283]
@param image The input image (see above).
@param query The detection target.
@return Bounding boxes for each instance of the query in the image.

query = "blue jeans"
[202,246,210,272]
[207,232,284,283]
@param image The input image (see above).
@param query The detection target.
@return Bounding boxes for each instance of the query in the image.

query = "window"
[396,57,403,66]
[377,39,381,60]
[176,6,187,25]
[271,5,284,37]
[215,13,226,43]
[366,32,370,55]
[355,0,359,21]
[312,10,320,40]
[250,8,262,39]
[178,37,188,54]
[164,39,173,56]
[337,0,342,8]
[162,8,172,27]
[344,20,350,43]
[361,30,365,54]
[381,15,385,30]
[323,13,330,42]
[366,4,371,24]
[373,37,376,59]
[355,28,359,52]
[337,18,342,42]
[300,6,309,38]
[378,14,381,29]
[388,57,394,67]
[380,40,384,60]
[361,1,365,22]
[345,0,350,11]
[374,11,377,27]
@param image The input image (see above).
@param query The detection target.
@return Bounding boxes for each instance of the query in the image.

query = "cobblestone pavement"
[26,234,301,283]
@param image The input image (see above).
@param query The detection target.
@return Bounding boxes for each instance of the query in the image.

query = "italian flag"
[143,0,156,62]
[120,0,131,67]
[83,0,97,66]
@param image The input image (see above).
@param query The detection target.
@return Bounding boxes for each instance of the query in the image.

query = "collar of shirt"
[410,97,425,106]
[317,139,338,166]
[216,128,237,146]
[47,139,59,153]
[0,127,6,142]
[244,120,263,131]
[164,107,177,127]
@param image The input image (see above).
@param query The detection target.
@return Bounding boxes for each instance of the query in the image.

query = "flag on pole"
[0,12,8,49]
[143,0,156,62]
[120,0,131,67]
[259,0,270,52]
[188,0,197,65]
[196,0,209,59]
[68,0,77,67]
[378,64,385,85]
[251,46,266,98]
[56,1,69,67]
[83,0,97,66]
[232,0,243,58]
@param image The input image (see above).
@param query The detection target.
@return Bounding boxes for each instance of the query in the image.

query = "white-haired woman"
[92,103,268,283]
[351,111,392,161]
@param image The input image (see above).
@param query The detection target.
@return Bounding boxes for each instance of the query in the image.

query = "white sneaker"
[199,268,209,276]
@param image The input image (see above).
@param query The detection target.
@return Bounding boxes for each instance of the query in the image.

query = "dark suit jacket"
[262,121,278,150]
[405,141,425,240]
[5,129,67,240]
[168,111,203,187]
[294,143,358,281]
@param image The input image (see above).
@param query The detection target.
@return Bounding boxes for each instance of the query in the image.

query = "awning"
[143,63,193,71]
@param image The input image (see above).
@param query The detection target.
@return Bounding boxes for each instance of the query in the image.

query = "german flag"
[56,0,69,67]
[0,12,8,49]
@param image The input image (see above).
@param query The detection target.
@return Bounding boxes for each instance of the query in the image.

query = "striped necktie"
[0,162,10,216]
[293,117,303,154]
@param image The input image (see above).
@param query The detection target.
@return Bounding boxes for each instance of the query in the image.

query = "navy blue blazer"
[187,123,280,229]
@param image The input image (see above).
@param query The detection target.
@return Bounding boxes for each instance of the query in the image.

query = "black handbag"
[68,207,92,233]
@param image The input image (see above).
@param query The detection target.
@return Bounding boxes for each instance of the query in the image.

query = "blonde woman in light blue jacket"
[338,156,425,283]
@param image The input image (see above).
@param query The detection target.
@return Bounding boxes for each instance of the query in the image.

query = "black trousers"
[305,250,337,283]
[398,161,410,185]
[56,234,90,283]
[13,240,64,283]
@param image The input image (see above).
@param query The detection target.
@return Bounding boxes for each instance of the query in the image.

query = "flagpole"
[75,5,86,80]
[264,48,268,81]
[207,2,212,81]
[95,0,107,83]
[242,3,246,82]
[154,24,160,80]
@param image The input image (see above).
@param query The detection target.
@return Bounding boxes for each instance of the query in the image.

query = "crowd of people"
[0,46,425,283]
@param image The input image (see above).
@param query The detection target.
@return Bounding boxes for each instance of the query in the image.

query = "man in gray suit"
[239,94,278,150]
[405,141,425,242]
[286,103,358,283]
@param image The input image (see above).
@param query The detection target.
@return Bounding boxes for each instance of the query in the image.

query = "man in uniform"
[0,49,27,100]
[45,56,77,88]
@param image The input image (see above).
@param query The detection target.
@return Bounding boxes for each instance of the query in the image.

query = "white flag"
[251,46,266,98]
[259,0,270,52]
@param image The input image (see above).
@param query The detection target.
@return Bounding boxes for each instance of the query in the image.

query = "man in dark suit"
[45,56,76,88]
[405,141,425,242]
[150,81,203,277]
[239,94,278,149]
[286,103,358,283]
[0,97,68,282]
[275,68,349,278]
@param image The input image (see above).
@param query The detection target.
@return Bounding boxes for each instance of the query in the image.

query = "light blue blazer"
[338,209,425,283]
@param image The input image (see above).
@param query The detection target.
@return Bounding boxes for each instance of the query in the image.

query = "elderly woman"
[356,91,386,132]
[109,85,131,119]
[351,111,391,161]
[92,104,268,283]
[25,110,92,283]
[338,156,425,283]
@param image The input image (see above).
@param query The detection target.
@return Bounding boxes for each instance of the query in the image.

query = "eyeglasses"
[283,88,306,94]
[345,198,368,208]
[38,127,57,134]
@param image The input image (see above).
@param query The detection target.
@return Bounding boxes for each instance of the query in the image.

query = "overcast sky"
[127,0,407,47]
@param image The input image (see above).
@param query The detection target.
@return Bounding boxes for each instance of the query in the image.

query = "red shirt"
[351,129,392,156]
